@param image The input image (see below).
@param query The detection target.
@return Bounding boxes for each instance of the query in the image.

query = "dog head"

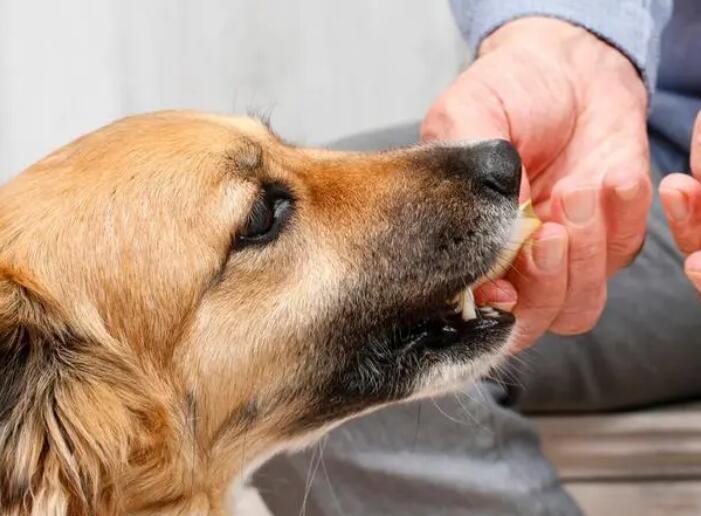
[0,111,521,514]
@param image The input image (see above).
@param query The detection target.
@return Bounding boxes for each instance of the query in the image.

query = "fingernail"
[663,189,689,222]
[614,180,641,202]
[532,237,567,272]
[562,188,597,225]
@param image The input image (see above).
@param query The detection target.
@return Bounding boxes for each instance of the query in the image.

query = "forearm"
[449,0,672,94]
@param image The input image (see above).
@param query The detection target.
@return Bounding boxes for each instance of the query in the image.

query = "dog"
[0,110,522,515]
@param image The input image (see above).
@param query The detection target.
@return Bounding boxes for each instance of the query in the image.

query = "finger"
[549,183,608,335]
[602,168,652,275]
[519,168,532,204]
[684,251,701,293]
[422,80,533,204]
[505,223,568,352]
[474,278,518,312]
[660,173,701,254]
[691,110,701,180]
[421,72,509,142]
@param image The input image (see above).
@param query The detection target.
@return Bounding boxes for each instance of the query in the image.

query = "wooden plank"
[533,404,701,481]
[566,481,701,516]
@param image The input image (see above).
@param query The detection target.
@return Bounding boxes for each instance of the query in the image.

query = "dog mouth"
[393,201,541,356]
[394,302,514,355]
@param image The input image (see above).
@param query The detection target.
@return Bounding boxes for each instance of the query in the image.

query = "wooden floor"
[536,403,701,515]
[566,481,701,515]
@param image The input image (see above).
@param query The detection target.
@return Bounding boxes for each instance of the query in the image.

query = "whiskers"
[482,350,530,405]
[319,437,344,515]
[299,439,326,516]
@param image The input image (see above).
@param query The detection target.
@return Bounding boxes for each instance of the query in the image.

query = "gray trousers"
[253,123,701,516]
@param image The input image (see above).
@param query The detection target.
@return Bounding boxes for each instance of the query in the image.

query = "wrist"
[480,17,586,55]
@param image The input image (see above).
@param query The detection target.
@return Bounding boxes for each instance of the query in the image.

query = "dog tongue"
[459,201,541,321]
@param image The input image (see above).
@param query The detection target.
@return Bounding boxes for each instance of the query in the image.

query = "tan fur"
[0,111,514,514]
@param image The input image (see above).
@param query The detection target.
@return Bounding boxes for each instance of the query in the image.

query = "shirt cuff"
[449,0,672,97]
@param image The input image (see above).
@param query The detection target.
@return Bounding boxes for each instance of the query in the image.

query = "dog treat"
[458,201,541,321]
[484,200,541,282]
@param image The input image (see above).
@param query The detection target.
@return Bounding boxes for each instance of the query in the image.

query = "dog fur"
[0,111,519,515]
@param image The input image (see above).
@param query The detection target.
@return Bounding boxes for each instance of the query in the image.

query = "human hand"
[660,111,701,292]
[422,17,651,350]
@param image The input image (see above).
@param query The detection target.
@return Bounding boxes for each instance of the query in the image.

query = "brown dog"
[0,111,521,515]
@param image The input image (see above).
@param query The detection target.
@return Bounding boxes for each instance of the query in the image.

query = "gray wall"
[0,1,464,183]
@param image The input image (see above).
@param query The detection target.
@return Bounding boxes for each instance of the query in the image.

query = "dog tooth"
[461,288,477,321]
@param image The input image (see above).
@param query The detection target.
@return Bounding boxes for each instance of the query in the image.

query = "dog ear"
[0,266,64,423]
[0,266,100,514]
[0,266,164,515]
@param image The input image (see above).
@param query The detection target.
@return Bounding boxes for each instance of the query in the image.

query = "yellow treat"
[457,201,541,321]
[483,200,542,282]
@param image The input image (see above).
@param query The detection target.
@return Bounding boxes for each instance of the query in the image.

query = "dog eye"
[237,184,294,247]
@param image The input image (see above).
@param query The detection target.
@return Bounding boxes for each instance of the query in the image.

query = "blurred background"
[0,0,464,183]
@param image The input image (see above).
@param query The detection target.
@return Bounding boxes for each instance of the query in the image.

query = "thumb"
[421,71,510,143]
[519,169,532,204]
[660,173,701,255]
[421,67,536,205]
[421,76,532,205]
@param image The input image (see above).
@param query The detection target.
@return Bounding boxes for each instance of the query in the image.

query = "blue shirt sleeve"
[449,0,673,96]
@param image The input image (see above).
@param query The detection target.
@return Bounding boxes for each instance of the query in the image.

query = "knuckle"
[421,100,455,141]
[550,313,599,335]
[674,230,701,255]
[608,234,645,262]
[550,293,606,335]
[634,177,654,209]
[524,300,566,316]
[514,303,564,337]
[568,242,602,267]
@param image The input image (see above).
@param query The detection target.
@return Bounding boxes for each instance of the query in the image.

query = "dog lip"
[395,306,514,354]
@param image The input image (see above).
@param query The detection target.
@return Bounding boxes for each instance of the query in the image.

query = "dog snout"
[470,139,521,198]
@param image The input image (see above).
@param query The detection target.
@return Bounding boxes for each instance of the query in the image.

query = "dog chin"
[413,333,514,400]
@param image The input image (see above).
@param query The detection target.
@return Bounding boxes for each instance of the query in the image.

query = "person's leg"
[253,123,581,516]
[255,383,579,516]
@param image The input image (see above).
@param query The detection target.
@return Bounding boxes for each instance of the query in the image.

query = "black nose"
[471,139,522,197]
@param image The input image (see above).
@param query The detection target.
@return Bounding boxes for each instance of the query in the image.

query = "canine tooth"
[461,288,477,321]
